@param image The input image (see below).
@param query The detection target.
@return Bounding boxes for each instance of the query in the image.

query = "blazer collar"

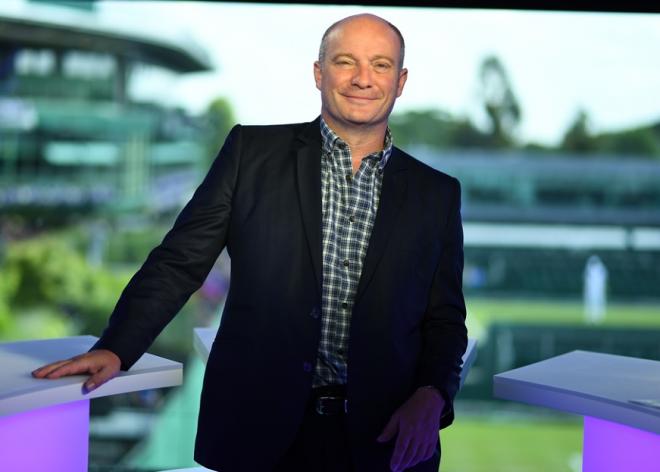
[295,117,324,298]
[354,146,408,304]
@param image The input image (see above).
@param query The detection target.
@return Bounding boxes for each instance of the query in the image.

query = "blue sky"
[100,2,660,146]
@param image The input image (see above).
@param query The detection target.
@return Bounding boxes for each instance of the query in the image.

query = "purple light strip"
[583,416,660,472]
[0,400,89,471]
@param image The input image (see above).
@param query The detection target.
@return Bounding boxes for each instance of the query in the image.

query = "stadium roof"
[0,1,212,73]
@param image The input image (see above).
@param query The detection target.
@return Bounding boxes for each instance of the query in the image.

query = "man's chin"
[343,114,382,127]
[323,110,387,130]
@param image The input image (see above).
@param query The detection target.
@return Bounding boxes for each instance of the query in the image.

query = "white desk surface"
[0,335,182,417]
[194,327,477,387]
[494,350,660,434]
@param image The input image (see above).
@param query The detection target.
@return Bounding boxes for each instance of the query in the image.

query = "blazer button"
[303,361,312,373]
[309,307,321,319]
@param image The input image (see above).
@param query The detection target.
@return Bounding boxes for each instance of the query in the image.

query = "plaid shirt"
[313,118,393,387]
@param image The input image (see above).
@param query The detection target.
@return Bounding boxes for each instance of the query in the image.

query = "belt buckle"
[315,395,348,415]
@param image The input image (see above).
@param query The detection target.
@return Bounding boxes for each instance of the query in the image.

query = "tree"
[595,127,659,157]
[3,235,130,337]
[389,109,492,150]
[478,55,522,148]
[560,109,660,157]
[388,109,455,149]
[561,109,596,153]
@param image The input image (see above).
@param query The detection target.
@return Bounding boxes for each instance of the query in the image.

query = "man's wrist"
[418,385,449,417]
[418,385,443,402]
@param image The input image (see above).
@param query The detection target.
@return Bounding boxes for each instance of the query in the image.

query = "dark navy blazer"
[93,117,468,472]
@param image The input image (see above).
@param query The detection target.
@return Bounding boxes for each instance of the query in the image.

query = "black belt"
[310,384,348,416]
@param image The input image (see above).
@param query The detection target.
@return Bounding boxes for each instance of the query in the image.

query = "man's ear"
[314,61,323,91]
[396,67,408,98]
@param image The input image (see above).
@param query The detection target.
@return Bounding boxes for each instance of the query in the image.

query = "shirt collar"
[320,117,393,171]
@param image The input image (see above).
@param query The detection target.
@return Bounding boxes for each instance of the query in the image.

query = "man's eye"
[374,63,391,71]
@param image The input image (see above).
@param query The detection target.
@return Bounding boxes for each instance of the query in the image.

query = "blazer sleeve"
[414,176,468,429]
[91,124,243,370]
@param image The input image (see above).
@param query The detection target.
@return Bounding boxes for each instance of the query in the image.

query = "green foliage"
[7,237,90,308]
[104,226,168,264]
[76,266,133,336]
[389,109,491,150]
[595,126,660,156]
[561,109,595,153]
[1,235,131,339]
[390,55,524,151]
[561,109,660,157]
[0,280,12,335]
[389,109,453,149]
[388,53,660,158]
[203,97,237,167]
[3,306,73,340]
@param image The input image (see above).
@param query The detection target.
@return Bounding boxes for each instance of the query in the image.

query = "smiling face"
[314,15,408,135]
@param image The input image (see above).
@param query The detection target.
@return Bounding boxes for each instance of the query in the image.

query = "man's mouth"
[343,95,377,102]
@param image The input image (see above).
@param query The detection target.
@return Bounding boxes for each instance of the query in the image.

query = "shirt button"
[345,174,352,183]
[303,361,312,373]
[342,302,348,309]
[348,215,354,223]
[337,348,345,355]
[343,259,349,267]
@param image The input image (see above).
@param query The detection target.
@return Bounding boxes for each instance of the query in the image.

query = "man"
[33,13,467,472]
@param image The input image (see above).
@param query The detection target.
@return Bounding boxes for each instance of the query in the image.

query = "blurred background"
[0,1,658,471]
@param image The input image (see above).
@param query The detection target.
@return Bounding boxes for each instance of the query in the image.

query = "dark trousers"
[273,385,353,472]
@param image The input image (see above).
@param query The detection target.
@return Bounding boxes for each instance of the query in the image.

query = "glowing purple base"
[0,400,89,471]
[583,416,660,472]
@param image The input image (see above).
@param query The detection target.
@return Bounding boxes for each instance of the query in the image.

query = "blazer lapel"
[295,117,323,298]
[354,147,408,304]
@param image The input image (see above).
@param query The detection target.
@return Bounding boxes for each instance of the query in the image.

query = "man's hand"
[31,349,121,393]
[377,387,445,472]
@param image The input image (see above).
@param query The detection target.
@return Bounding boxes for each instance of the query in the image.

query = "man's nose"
[351,64,372,88]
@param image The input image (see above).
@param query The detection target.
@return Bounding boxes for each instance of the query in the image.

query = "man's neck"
[321,113,388,160]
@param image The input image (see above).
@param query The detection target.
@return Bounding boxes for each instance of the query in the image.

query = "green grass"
[465,296,660,340]
[441,416,583,472]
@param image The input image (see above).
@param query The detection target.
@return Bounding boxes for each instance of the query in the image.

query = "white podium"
[0,335,182,471]
[494,350,660,472]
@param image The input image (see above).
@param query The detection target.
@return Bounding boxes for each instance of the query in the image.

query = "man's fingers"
[429,436,440,460]
[390,430,411,472]
[377,413,399,443]
[85,366,118,392]
[46,358,92,379]
[32,350,121,393]
[397,432,420,471]
[32,359,70,378]
[420,440,435,461]
[32,353,91,378]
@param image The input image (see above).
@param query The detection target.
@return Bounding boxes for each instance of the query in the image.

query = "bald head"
[318,14,405,69]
